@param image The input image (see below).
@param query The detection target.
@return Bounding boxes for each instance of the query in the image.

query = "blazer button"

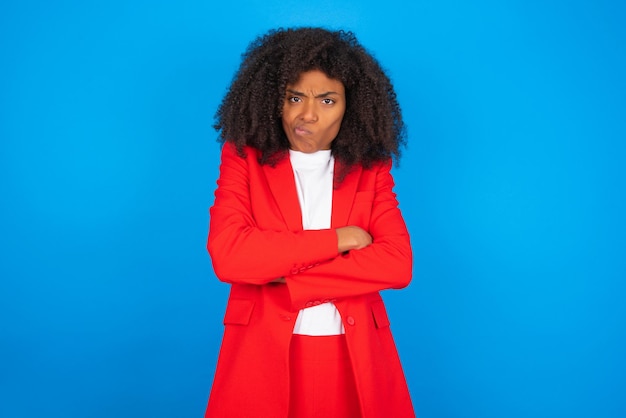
[346,316,355,326]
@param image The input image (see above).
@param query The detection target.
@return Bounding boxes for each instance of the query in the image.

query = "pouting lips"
[294,126,312,135]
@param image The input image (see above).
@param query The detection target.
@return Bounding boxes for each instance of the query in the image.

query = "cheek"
[325,118,343,140]
[332,111,345,130]
[280,103,291,123]
[281,112,291,129]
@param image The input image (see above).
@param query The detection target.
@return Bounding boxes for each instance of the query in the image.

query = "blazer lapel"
[331,162,362,228]
[263,155,362,230]
[263,156,303,231]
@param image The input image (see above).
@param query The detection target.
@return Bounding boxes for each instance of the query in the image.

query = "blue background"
[1,1,625,417]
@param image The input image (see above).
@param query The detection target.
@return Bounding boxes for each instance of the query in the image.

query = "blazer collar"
[263,154,362,231]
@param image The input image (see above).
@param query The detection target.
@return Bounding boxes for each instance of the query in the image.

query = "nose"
[299,101,318,122]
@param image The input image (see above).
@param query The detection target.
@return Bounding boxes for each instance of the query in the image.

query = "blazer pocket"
[223,298,255,326]
[371,300,391,329]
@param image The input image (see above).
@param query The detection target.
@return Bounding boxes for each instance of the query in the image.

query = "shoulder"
[221,141,288,167]
[361,159,394,176]
[220,141,258,160]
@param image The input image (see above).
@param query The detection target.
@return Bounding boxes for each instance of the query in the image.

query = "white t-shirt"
[289,149,345,336]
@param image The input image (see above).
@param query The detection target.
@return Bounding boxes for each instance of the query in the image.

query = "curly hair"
[214,27,407,178]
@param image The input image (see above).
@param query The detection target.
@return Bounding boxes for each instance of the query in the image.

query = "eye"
[321,98,335,105]
[288,96,302,103]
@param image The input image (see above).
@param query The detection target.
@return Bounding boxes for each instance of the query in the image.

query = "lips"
[294,126,312,136]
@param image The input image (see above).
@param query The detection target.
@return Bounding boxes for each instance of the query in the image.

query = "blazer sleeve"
[285,160,413,310]
[207,142,339,285]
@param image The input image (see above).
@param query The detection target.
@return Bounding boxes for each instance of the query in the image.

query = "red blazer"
[205,142,415,418]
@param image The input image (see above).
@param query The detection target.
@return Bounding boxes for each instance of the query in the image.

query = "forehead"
[288,69,345,92]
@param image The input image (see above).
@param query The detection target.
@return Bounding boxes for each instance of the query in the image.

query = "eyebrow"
[286,89,341,98]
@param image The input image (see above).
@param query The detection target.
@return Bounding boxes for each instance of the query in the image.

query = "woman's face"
[281,70,346,153]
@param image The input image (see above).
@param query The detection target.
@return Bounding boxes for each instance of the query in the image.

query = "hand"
[336,226,372,253]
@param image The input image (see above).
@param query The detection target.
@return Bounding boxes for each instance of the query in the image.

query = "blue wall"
[1,1,624,417]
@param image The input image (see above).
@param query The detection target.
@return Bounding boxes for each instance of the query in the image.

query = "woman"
[205,27,415,418]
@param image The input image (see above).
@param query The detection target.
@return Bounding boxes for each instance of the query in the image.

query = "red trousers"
[289,335,362,418]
